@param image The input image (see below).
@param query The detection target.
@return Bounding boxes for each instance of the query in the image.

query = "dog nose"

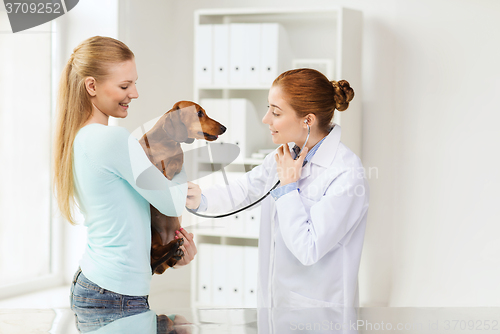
[220,125,226,134]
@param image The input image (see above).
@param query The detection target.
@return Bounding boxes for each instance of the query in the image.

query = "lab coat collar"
[308,124,341,168]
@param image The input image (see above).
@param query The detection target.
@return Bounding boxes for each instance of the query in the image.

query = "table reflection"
[70,306,357,333]
[72,307,191,333]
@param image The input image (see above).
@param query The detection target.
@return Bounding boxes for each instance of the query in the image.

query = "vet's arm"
[200,148,277,214]
[276,169,370,266]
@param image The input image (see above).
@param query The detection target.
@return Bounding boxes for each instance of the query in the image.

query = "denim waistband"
[72,267,82,285]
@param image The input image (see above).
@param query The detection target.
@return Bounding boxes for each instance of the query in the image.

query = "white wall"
[117,0,500,307]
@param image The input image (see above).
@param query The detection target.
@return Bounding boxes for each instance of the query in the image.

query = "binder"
[226,172,246,236]
[229,99,267,162]
[202,98,268,161]
[226,245,244,306]
[200,98,231,145]
[229,23,261,86]
[245,205,261,238]
[212,244,227,305]
[243,246,258,307]
[210,171,246,236]
[229,23,246,85]
[210,172,233,235]
[195,24,213,86]
[245,23,261,85]
[259,23,292,86]
[213,24,229,86]
[197,243,213,304]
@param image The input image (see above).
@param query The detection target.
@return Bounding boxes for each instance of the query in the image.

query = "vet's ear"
[163,109,189,142]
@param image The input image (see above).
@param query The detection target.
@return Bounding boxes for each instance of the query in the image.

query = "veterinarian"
[52,36,197,318]
[186,68,369,308]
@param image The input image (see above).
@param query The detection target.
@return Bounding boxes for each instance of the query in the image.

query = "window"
[0,12,56,296]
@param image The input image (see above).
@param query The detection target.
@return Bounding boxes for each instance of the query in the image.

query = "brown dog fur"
[138,101,225,274]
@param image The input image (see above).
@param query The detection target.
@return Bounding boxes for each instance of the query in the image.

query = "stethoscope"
[188,119,311,219]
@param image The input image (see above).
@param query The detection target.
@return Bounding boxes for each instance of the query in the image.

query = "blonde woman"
[52,36,196,322]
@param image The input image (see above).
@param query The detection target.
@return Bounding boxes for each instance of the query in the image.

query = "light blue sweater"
[72,124,187,296]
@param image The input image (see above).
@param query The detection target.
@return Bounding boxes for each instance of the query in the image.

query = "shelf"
[197,85,270,90]
[192,229,259,240]
[191,6,362,309]
[197,157,265,165]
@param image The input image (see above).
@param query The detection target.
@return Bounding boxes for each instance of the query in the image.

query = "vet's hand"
[173,228,197,267]
[186,182,201,210]
[275,144,308,186]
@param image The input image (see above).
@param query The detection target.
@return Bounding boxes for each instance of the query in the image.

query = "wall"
[116,0,500,307]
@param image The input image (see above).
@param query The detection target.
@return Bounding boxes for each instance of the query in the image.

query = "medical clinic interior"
[0,0,499,333]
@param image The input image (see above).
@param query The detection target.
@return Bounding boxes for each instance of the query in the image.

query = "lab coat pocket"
[288,290,342,308]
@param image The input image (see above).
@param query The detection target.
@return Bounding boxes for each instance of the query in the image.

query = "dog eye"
[197,110,203,117]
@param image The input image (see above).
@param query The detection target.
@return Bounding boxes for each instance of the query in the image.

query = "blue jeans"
[69,267,150,333]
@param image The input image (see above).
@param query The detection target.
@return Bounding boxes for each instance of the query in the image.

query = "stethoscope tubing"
[187,123,310,219]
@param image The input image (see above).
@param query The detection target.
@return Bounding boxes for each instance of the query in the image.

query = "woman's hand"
[275,144,308,185]
[186,182,201,210]
[173,228,197,267]
[171,314,192,334]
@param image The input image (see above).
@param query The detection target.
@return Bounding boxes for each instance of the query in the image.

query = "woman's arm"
[80,126,187,217]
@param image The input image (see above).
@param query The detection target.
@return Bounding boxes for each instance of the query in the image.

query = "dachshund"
[138,101,226,274]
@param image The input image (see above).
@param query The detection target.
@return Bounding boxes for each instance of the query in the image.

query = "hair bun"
[331,80,354,111]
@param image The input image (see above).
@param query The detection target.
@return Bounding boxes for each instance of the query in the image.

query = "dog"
[138,101,226,274]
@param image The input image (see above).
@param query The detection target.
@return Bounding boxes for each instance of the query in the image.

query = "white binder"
[243,246,258,307]
[229,23,261,86]
[230,210,246,236]
[259,23,292,86]
[226,245,244,306]
[245,23,261,85]
[201,97,268,161]
[212,244,227,305]
[229,99,267,162]
[245,205,261,238]
[213,24,229,86]
[200,98,231,145]
[197,243,213,305]
[195,24,213,86]
[210,172,233,235]
[229,23,247,85]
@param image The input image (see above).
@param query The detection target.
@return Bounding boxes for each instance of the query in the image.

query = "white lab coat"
[201,124,370,308]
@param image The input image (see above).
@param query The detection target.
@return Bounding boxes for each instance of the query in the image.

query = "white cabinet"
[189,6,363,308]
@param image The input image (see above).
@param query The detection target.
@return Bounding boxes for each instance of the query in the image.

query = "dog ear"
[163,109,189,142]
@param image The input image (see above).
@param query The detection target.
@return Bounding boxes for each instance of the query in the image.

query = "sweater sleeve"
[79,126,187,217]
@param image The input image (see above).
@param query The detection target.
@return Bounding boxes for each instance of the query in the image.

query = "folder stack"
[200,98,267,162]
[197,243,258,308]
[195,23,292,87]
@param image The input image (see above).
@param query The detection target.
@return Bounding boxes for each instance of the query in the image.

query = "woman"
[52,36,197,318]
[186,68,369,308]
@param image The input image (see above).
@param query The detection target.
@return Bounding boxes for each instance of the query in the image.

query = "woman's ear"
[304,114,316,127]
[85,77,97,97]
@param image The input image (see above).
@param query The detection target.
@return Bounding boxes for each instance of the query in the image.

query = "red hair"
[272,68,354,134]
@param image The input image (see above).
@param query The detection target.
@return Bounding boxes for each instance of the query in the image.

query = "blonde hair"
[52,36,134,225]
